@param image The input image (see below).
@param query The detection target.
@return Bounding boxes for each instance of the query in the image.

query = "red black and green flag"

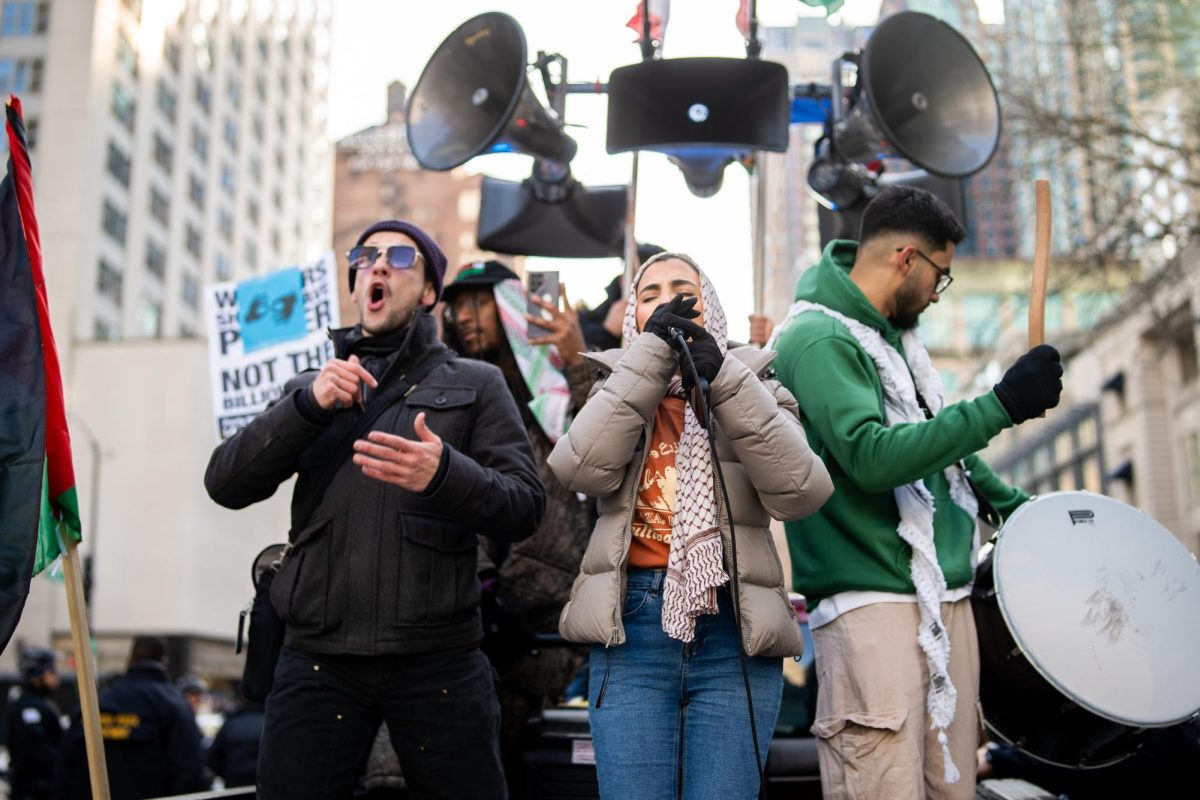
[0,96,81,653]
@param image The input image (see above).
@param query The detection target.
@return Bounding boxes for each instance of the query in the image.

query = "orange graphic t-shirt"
[629,397,687,569]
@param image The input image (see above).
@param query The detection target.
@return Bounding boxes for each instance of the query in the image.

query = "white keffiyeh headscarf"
[623,253,729,644]
[767,301,977,784]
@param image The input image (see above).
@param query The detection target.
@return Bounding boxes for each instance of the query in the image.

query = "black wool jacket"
[205,314,545,656]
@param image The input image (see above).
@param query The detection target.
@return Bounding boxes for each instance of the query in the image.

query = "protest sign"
[204,253,340,440]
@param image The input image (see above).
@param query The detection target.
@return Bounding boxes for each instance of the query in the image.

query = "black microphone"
[669,327,711,423]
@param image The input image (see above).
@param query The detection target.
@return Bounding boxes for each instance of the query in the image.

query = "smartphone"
[526,271,560,339]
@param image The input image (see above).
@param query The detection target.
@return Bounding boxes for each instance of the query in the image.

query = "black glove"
[670,318,724,392]
[994,344,1063,424]
[643,294,700,343]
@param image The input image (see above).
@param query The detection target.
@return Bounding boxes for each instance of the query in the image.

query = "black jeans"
[257,645,506,800]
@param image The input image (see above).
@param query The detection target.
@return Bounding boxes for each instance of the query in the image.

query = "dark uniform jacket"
[205,315,545,656]
[54,662,207,800]
[207,703,264,789]
[5,688,62,799]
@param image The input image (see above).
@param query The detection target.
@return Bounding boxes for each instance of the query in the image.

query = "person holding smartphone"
[547,252,833,800]
[440,260,597,793]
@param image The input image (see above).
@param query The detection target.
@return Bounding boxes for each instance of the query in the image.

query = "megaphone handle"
[1029,179,1051,349]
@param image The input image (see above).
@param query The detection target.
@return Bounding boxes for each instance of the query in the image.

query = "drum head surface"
[994,491,1200,726]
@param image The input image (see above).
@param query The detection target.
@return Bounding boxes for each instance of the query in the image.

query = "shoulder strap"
[289,347,456,537]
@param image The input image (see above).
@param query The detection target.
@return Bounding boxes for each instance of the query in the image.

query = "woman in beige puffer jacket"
[547,253,832,800]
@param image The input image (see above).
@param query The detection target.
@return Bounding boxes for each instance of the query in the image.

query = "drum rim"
[991,490,1200,729]
[980,717,1139,770]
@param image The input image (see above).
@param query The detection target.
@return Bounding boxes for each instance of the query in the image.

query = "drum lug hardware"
[1008,644,1024,658]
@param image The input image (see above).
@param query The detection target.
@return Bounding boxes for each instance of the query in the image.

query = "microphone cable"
[670,329,768,800]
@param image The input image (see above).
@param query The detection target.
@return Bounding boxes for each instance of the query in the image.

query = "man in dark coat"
[54,637,207,800]
[5,647,63,800]
[205,220,545,800]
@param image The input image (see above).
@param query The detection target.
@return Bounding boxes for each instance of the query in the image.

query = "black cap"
[19,646,56,679]
[441,260,520,303]
[176,675,208,694]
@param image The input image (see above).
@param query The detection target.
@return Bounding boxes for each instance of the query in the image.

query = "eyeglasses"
[898,247,953,294]
[347,245,423,271]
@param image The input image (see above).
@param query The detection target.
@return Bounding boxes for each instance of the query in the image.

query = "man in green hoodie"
[769,186,1063,800]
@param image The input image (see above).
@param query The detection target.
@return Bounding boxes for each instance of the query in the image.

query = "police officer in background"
[5,647,63,800]
[54,636,207,800]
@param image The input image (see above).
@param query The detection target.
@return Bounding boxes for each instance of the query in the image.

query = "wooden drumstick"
[1029,179,1051,348]
[1029,179,1052,418]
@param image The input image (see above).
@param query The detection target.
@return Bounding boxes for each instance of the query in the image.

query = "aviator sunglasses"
[347,245,424,271]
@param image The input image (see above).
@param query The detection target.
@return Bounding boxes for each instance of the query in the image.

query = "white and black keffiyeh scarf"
[623,255,730,644]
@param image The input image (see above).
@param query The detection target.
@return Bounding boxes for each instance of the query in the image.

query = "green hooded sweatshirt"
[773,240,1029,610]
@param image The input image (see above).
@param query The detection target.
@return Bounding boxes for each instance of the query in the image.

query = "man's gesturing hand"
[352,412,444,493]
[312,354,378,411]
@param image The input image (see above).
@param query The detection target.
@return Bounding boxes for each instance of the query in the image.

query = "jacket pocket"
[812,709,907,740]
[621,586,653,619]
[812,710,908,797]
[394,513,479,625]
[406,386,478,451]
[271,515,333,631]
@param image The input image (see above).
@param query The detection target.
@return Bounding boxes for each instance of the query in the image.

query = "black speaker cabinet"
[476,176,626,258]
[518,708,824,800]
[519,708,600,800]
[606,57,791,156]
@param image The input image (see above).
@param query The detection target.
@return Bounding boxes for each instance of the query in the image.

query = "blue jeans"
[258,645,505,800]
[587,569,783,800]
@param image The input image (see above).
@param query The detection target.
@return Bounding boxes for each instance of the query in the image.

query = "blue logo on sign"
[236,268,307,353]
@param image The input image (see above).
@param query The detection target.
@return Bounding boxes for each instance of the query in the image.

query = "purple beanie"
[350,220,448,307]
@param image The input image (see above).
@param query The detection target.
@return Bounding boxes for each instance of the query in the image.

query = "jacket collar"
[795,239,902,350]
[126,661,171,682]
[328,314,441,364]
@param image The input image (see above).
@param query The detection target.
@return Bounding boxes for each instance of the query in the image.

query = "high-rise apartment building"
[1,0,332,347]
[0,0,332,681]
[1000,0,1198,264]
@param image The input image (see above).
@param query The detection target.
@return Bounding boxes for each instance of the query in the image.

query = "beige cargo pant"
[811,599,980,800]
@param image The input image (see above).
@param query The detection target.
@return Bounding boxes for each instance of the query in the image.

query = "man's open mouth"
[367,282,386,311]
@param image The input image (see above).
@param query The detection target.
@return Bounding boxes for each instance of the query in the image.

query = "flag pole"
[61,537,111,800]
[622,151,640,295]
[751,154,767,316]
